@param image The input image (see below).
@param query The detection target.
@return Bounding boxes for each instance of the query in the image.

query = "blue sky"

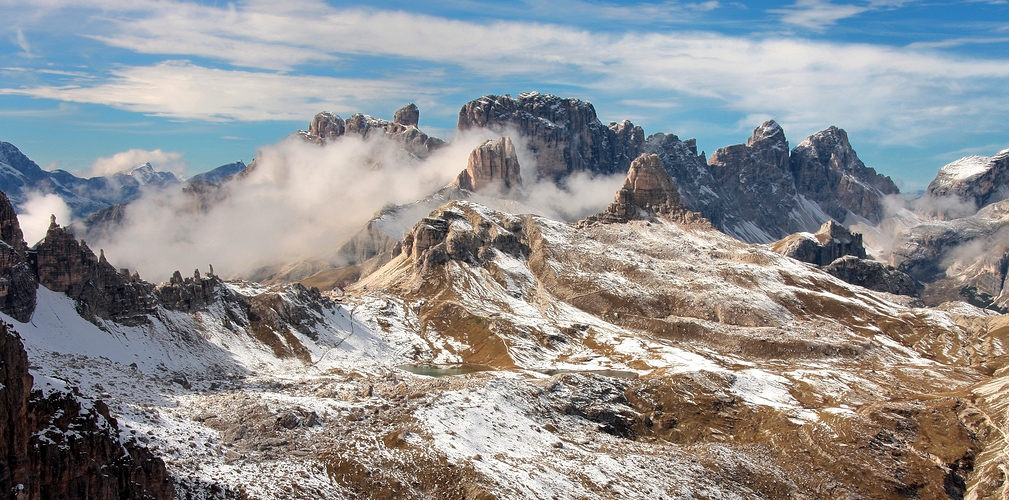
[1,0,1007,190]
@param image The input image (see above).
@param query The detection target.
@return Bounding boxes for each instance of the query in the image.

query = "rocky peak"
[455,136,523,194]
[393,103,420,127]
[789,125,898,222]
[400,202,529,274]
[583,154,704,225]
[307,111,346,143]
[745,120,789,171]
[457,92,642,181]
[770,220,867,266]
[300,107,444,159]
[32,217,155,325]
[924,148,1009,217]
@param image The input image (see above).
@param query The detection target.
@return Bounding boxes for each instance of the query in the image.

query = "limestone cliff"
[771,220,867,267]
[789,126,899,223]
[300,104,445,159]
[457,92,642,181]
[455,137,523,193]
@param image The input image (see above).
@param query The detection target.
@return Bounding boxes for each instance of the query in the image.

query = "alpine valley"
[3,92,1009,499]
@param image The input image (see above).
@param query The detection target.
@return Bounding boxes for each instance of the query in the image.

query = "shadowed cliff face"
[0,191,36,322]
[0,323,174,500]
[789,125,899,223]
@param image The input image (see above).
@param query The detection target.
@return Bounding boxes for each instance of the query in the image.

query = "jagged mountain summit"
[458,92,644,181]
[299,102,445,159]
[924,148,1009,219]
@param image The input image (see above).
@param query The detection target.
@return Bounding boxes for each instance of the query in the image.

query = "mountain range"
[1,91,1008,499]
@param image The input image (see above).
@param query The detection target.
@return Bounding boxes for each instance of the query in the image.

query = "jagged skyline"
[1,0,1008,189]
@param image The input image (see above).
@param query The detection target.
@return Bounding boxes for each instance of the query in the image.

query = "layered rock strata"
[924,148,1009,218]
[789,126,899,223]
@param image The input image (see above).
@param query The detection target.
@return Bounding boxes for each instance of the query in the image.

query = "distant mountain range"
[0,141,244,220]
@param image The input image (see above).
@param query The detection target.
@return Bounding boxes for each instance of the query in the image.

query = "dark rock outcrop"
[155,269,223,313]
[457,92,643,181]
[923,148,1009,218]
[771,220,867,266]
[32,217,155,326]
[789,126,899,223]
[0,323,174,499]
[583,154,704,226]
[644,121,897,244]
[300,105,445,159]
[0,191,37,322]
[455,137,523,193]
[822,256,921,297]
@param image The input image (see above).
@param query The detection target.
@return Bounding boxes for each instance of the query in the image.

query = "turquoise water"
[396,364,494,377]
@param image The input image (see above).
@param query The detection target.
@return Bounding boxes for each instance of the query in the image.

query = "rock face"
[0,323,173,499]
[924,148,1009,218]
[585,153,703,225]
[400,202,529,273]
[702,121,808,241]
[0,191,37,322]
[301,105,445,159]
[457,92,643,181]
[393,103,420,127]
[455,137,523,193]
[155,269,222,313]
[823,255,921,297]
[789,126,899,223]
[771,220,867,266]
[32,217,155,325]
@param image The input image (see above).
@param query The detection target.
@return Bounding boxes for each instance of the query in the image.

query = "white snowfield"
[5,199,1004,499]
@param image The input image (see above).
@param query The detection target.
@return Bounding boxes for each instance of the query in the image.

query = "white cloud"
[769,0,868,30]
[16,192,71,245]
[14,28,32,56]
[0,61,436,122]
[88,148,187,176]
